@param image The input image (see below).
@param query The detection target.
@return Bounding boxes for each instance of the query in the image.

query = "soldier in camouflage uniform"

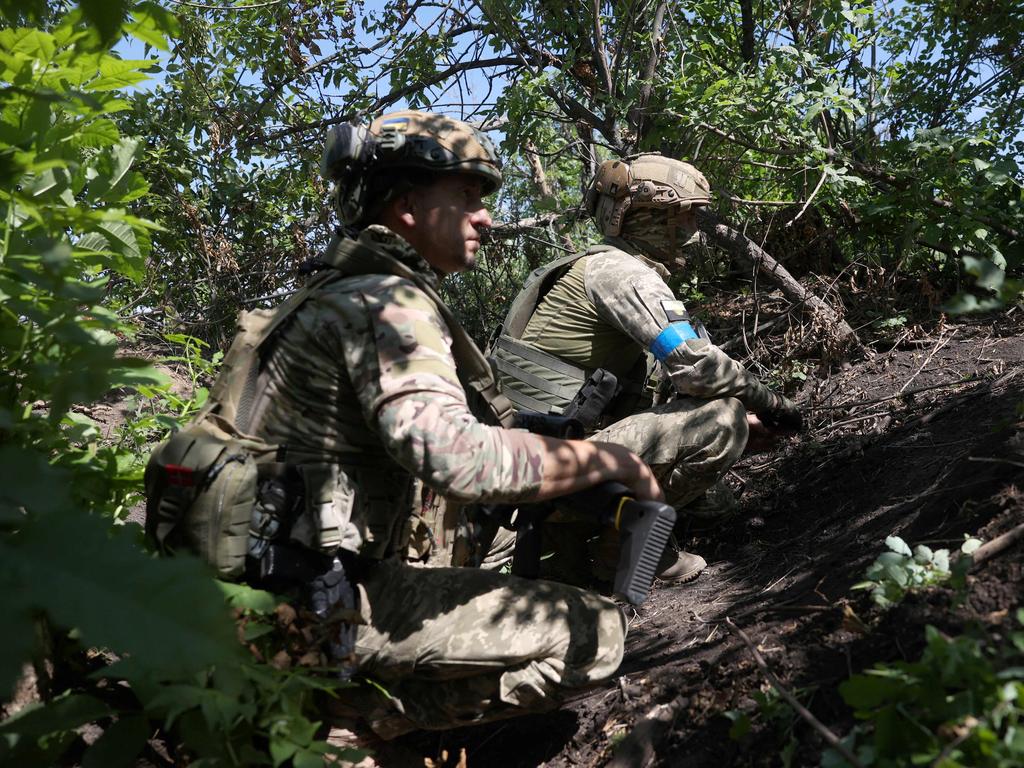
[244,112,663,739]
[492,154,802,584]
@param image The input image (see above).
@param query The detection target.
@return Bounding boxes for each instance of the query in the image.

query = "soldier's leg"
[594,396,748,510]
[348,558,626,738]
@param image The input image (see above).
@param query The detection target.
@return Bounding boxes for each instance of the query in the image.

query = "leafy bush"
[853,535,981,608]
[725,687,801,766]
[824,616,1024,767]
[0,9,352,766]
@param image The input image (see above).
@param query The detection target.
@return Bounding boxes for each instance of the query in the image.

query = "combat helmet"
[320,110,502,226]
[585,154,711,238]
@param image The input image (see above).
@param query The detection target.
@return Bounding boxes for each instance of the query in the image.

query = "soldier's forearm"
[531,436,663,503]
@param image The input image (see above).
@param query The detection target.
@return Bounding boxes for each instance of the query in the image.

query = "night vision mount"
[319,123,379,226]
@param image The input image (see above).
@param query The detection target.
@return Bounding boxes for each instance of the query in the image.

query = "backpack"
[143,270,335,578]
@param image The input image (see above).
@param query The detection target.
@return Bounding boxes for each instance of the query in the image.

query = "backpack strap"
[496,251,586,342]
[198,269,341,435]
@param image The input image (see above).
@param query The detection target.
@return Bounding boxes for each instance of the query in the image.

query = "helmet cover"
[322,110,503,226]
[586,154,711,238]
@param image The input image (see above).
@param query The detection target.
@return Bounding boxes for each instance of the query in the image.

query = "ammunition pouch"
[144,421,271,579]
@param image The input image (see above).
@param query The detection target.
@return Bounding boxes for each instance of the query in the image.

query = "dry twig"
[969,521,1024,568]
[897,330,956,394]
[725,617,865,768]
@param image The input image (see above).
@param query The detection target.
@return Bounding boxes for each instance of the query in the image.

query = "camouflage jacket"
[520,238,785,414]
[250,225,543,560]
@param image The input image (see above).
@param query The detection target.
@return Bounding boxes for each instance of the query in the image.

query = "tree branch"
[591,0,615,97]
[698,208,861,349]
[252,57,525,146]
[726,617,866,768]
[687,118,1021,242]
[626,0,668,141]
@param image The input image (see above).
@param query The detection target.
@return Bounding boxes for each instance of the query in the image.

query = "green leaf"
[724,709,751,740]
[885,536,912,556]
[78,0,131,44]
[839,673,907,710]
[106,360,169,389]
[72,118,121,149]
[125,2,180,51]
[3,511,241,681]
[0,445,73,516]
[81,715,150,768]
[962,255,1006,291]
[5,28,56,62]
[960,537,982,555]
[219,582,279,614]
[0,605,36,697]
[0,691,110,744]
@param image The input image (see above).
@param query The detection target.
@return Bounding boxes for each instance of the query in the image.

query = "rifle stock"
[473,411,674,605]
[510,481,675,606]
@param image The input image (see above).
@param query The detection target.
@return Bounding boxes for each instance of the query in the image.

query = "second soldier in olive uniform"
[492,155,802,583]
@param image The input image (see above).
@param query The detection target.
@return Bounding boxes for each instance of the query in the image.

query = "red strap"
[165,464,195,487]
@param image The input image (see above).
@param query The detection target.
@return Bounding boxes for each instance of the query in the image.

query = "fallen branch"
[725,617,865,768]
[698,209,861,352]
[969,456,1024,469]
[970,521,1024,568]
[809,375,985,411]
[897,330,956,394]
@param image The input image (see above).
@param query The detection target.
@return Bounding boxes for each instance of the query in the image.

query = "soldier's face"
[406,174,493,275]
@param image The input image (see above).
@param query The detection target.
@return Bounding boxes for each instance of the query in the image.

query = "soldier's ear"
[391,188,419,229]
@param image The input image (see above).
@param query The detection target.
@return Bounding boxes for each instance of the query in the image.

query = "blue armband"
[650,322,699,362]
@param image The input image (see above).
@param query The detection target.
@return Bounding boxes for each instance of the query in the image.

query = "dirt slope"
[383,313,1024,767]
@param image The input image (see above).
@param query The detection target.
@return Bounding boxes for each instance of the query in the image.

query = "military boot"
[655,537,707,583]
[590,528,706,586]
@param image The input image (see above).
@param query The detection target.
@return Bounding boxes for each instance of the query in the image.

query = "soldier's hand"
[756,395,803,434]
[590,441,664,503]
[744,414,777,453]
[532,436,664,503]
[745,407,801,454]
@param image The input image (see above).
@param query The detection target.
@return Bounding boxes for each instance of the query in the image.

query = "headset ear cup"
[585,183,598,216]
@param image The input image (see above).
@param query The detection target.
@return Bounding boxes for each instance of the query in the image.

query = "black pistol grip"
[511,513,543,579]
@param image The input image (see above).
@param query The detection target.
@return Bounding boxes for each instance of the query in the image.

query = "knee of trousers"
[499,591,626,710]
[571,592,627,683]
[688,396,748,474]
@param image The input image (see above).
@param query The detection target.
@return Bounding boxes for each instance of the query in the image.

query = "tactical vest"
[489,247,649,418]
[145,231,515,579]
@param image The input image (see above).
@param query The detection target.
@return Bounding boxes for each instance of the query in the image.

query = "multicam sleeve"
[352,279,544,503]
[584,252,785,414]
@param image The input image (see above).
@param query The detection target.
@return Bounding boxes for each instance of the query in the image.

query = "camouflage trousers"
[594,395,748,510]
[344,557,626,738]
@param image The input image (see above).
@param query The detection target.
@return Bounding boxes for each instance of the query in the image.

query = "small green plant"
[853,535,981,608]
[824,614,1024,767]
[724,687,801,767]
[873,314,907,332]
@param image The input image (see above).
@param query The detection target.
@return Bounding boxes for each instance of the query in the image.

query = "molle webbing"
[321,233,516,429]
[491,335,587,414]
[200,267,340,435]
